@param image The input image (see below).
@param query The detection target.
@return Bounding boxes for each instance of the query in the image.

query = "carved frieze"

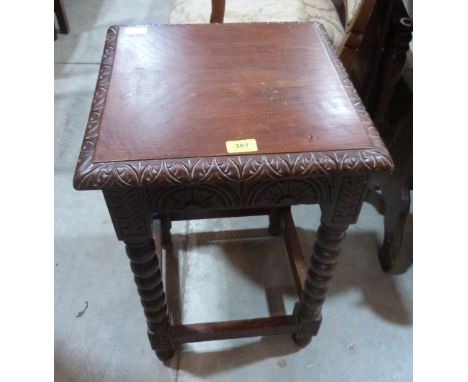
[103,187,149,239]
[331,175,369,224]
[148,178,333,212]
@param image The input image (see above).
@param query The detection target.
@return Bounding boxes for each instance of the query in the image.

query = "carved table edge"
[73,24,393,191]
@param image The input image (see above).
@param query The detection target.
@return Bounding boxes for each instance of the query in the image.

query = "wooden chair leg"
[210,0,225,23]
[378,167,412,274]
[54,0,70,34]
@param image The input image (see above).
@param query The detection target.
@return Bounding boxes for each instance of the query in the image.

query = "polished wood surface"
[94,22,372,163]
[74,23,392,190]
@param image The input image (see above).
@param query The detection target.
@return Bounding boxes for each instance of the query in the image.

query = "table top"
[74,22,392,190]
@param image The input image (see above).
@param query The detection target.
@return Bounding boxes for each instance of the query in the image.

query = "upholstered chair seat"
[169,0,363,47]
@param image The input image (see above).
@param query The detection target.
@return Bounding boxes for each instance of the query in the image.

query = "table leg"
[293,221,348,346]
[103,188,175,361]
[125,239,175,361]
[268,208,282,236]
[293,175,368,346]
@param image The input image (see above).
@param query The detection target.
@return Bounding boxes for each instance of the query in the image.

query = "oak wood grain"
[172,316,297,343]
[94,22,372,163]
[73,23,392,190]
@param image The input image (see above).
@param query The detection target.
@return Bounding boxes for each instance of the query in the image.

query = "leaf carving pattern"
[73,24,393,191]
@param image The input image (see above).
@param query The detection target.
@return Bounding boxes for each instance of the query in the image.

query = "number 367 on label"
[225,139,258,154]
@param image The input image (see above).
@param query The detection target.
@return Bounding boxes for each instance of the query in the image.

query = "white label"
[124,26,148,35]
[226,139,258,154]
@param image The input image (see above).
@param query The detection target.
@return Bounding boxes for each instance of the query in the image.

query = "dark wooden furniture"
[54,0,70,40]
[333,0,413,273]
[366,62,412,273]
[74,22,392,362]
[360,0,413,273]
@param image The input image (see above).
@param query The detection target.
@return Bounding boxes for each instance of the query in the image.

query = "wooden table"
[73,22,393,362]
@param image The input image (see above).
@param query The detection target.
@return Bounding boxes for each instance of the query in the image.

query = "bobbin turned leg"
[293,175,368,346]
[293,221,348,346]
[125,239,175,361]
[103,188,175,361]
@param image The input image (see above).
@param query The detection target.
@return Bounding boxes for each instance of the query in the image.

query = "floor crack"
[75,301,89,318]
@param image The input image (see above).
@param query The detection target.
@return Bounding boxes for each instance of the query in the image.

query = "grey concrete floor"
[54,1,413,381]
